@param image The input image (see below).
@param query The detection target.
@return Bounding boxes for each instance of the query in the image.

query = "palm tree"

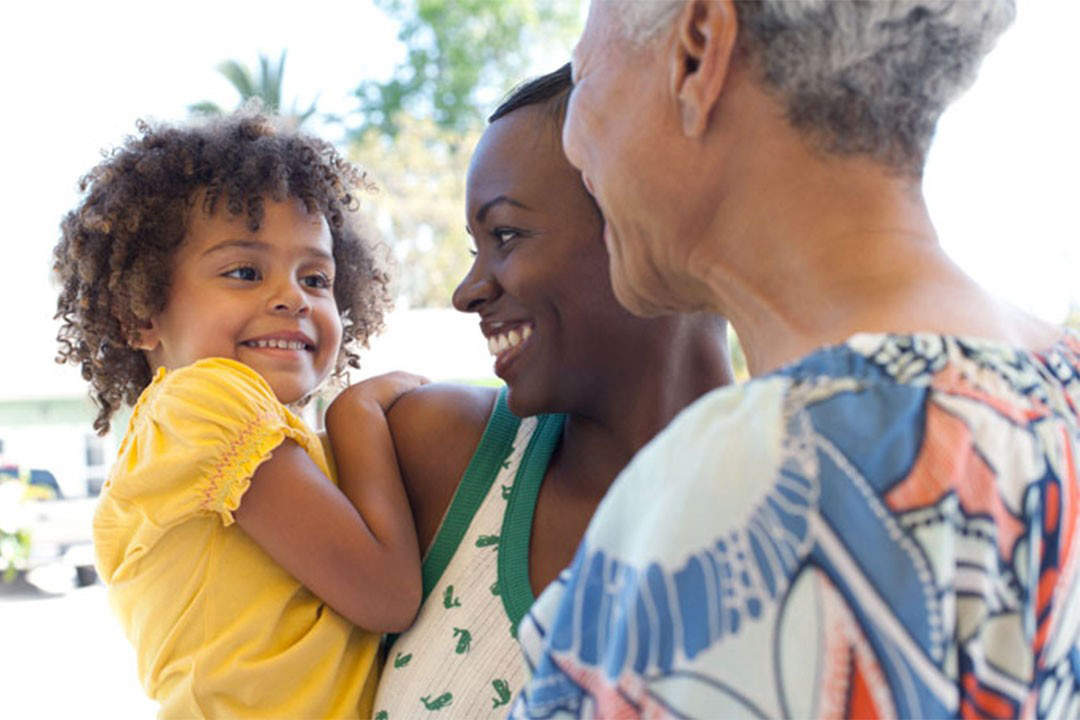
[189,50,318,127]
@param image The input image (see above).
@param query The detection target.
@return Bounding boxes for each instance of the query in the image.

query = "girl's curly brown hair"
[54,111,392,434]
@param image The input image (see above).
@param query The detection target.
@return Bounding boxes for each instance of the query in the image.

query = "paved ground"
[1,575,156,718]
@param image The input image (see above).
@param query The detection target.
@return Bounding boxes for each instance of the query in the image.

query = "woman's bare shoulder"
[389,382,497,435]
[387,383,499,551]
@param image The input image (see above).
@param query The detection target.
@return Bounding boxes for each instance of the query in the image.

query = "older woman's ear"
[672,0,739,137]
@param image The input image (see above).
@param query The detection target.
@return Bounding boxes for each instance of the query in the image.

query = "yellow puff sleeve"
[96,357,327,579]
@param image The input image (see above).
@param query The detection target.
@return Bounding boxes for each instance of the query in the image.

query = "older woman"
[516,2,1080,718]
[370,65,732,718]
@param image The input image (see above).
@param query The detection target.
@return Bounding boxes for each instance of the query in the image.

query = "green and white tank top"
[373,389,564,719]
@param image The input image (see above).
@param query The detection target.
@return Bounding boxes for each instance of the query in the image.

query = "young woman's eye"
[302,273,333,289]
[222,265,259,281]
[465,225,478,257]
[493,228,521,245]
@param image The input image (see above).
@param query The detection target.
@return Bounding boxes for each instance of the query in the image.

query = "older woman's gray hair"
[614,0,1015,175]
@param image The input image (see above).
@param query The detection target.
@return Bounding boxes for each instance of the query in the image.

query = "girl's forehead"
[186,192,325,228]
[180,195,333,256]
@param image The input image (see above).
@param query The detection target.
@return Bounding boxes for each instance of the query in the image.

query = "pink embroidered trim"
[200,410,286,523]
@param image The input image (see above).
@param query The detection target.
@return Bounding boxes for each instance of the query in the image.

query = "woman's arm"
[234,372,426,633]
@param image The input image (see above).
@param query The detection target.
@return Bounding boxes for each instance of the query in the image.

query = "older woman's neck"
[687,83,998,374]
[696,136,1059,373]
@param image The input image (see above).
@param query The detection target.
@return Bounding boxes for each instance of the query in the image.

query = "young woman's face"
[454,104,649,417]
[137,196,343,404]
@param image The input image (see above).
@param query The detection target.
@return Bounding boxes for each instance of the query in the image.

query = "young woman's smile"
[483,320,535,378]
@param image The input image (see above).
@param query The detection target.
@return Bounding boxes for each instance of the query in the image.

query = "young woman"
[371,64,733,719]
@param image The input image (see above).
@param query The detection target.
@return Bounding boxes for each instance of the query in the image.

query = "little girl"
[53,112,422,718]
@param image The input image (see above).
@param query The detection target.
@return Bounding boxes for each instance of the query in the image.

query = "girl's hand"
[328,371,430,418]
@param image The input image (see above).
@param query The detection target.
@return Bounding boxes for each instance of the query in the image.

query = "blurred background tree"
[350,0,581,138]
[190,50,319,128]
[352,116,479,308]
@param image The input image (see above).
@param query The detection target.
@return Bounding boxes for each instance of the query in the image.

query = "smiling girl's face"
[453,104,653,417]
[135,195,344,405]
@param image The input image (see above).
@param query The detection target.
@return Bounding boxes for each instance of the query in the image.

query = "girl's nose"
[269,280,310,316]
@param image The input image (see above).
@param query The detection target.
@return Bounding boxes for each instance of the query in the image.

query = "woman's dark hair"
[54,110,391,434]
[487,63,602,229]
[489,62,572,127]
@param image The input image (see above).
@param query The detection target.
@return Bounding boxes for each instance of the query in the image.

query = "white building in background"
[0,355,109,499]
[0,308,496,499]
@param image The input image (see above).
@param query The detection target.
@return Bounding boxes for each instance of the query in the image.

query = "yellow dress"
[94,357,378,718]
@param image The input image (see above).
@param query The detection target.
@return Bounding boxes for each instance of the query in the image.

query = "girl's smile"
[240,331,317,352]
[135,195,343,405]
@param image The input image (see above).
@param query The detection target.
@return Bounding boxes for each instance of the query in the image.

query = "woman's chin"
[504,384,544,419]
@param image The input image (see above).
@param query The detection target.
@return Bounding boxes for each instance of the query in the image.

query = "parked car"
[0,466,97,588]
[0,464,61,498]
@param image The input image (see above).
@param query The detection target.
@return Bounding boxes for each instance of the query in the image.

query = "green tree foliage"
[190,51,318,128]
[353,0,581,138]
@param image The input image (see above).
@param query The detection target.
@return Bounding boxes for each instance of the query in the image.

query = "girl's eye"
[302,273,333,289]
[223,265,259,281]
[494,228,521,245]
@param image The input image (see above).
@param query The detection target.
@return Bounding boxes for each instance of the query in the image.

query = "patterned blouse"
[515,332,1080,719]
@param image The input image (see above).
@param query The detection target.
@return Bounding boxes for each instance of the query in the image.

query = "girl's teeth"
[250,339,306,350]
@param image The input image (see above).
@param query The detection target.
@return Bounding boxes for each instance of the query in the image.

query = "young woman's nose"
[452,258,499,313]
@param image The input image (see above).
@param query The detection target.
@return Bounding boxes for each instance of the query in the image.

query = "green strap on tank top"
[419,387,519,600]
[418,387,564,619]
[496,409,563,630]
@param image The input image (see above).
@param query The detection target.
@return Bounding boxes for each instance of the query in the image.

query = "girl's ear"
[130,320,160,352]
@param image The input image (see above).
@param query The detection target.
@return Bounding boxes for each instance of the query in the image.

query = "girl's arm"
[234,372,425,633]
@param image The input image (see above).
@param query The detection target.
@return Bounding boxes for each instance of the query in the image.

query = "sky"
[1,0,1077,401]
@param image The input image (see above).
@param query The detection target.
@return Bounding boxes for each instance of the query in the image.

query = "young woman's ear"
[671,0,739,137]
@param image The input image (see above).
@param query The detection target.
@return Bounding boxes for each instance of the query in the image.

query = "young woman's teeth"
[487,326,532,356]
[247,339,308,350]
